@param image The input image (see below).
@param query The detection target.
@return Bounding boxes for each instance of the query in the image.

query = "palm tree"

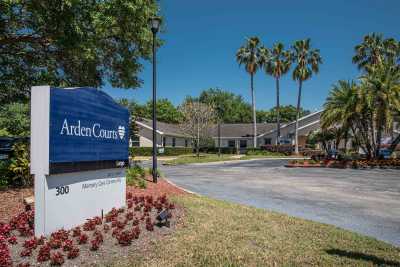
[361,62,400,157]
[352,33,399,72]
[261,43,292,145]
[236,37,263,148]
[291,39,322,154]
[321,80,363,154]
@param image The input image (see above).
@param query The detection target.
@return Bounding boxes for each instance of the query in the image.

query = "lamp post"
[149,17,161,183]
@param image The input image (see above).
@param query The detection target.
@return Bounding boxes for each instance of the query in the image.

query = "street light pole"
[149,17,161,183]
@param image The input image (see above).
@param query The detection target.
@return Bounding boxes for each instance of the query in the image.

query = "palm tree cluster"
[321,33,400,159]
[236,37,322,152]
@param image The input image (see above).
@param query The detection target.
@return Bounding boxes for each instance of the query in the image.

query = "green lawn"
[114,195,400,266]
[162,152,290,165]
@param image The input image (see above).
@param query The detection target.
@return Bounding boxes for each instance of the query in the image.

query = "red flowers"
[20,248,32,257]
[145,217,154,232]
[2,193,176,266]
[23,237,38,250]
[0,240,12,266]
[7,236,17,245]
[50,251,65,265]
[89,230,104,251]
[0,223,12,236]
[67,247,79,259]
[77,233,88,244]
[62,239,74,251]
[37,244,51,262]
[116,230,133,246]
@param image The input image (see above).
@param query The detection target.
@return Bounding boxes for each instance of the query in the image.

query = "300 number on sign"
[56,186,70,196]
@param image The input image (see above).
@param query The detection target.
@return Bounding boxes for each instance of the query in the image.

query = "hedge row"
[198,147,237,154]
[130,147,193,156]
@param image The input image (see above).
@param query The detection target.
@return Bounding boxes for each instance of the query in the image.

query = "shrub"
[246,148,285,157]
[0,160,10,189]
[8,142,32,187]
[130,147,193,157]
[198,147,237,154]
[126,165,147,188]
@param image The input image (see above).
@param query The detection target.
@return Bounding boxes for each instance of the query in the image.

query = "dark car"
[0,137,14,160]
[379,148,392,159]
[0,137,29,160]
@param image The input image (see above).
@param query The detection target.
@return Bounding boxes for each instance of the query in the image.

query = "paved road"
[158,159,400,246]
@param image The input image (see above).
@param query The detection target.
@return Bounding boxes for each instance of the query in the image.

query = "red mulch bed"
[0,178,187,223]
[0,178,188,266]
[127,178,187,198]
[0,188,34,223]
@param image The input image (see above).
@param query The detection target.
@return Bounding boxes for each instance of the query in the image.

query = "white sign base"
[34,168,126,236]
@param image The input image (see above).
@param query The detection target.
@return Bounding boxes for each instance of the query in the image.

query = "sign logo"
[118,126,125,140]
[60,119,126,141]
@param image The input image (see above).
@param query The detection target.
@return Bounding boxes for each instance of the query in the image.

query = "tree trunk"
[218,121,221,157]
[276,77,281,146]
[375,103,385,158]
[251,73,257,148]
[294,80,302,154]
[196,119,200,157]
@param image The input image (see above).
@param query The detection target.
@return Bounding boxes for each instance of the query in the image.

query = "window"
[240,140,247,148]
[228,140,236,148]
[172,137,176,147]
[185,139,188,147]
[264,138,271,145]
[162,137,166,147]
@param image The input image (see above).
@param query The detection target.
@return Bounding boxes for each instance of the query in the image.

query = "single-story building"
[132,118,192,148]
[132,111,322,149]
[210,110,322,149]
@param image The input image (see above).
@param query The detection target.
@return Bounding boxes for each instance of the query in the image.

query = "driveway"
[160,159,400,246]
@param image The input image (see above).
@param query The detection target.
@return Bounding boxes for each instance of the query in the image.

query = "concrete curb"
[163,177,201,197]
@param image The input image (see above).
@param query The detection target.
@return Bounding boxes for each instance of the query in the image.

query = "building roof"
[135,110,323,139]
[136,118,188,137]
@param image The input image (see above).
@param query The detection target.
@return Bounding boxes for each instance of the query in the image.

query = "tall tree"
[361,62,400,157]
[144,98,183,123]
[0,0,160,105]
[179,101,216,157]
[352,33,400,156]
[261,43,292,145]
[236,37,263,148]
[197,88,252,123]
[352,33,399,72]
[291,39,322,154]
[321,80,362,154]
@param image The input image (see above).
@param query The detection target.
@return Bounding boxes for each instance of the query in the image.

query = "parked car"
[379,148,392,159]
[327,149,338,159]
[0,137,14,160]
[0,136,29,160]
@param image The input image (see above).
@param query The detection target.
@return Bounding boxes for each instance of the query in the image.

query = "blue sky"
[103,0,400,111]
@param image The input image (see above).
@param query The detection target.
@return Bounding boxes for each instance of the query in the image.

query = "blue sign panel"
[49,87,129,165]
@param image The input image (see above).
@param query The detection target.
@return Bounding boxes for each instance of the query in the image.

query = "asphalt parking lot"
[160,159,400,246]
